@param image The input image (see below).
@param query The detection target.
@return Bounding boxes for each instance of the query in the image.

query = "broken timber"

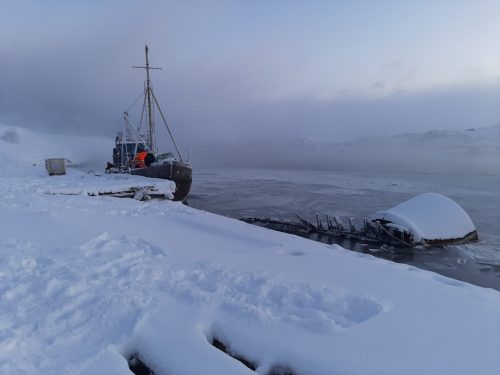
[241,194,479,248]
[241,215,417,247]
[45,186,169,201]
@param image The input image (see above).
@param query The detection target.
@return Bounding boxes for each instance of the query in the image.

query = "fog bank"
[193,124,500,175]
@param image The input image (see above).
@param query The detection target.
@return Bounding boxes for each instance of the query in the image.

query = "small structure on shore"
[45,158,66,176]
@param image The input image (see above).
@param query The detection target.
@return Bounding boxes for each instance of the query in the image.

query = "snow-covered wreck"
[370,193,478,246]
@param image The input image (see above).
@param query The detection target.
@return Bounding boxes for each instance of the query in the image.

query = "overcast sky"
[2,0,500,153]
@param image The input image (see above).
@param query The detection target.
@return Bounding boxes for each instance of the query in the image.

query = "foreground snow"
[1,165,500,375]
[1,124,500,374]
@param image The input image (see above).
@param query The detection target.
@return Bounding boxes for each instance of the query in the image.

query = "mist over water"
[192,124,500,176]
[2,114,499,179]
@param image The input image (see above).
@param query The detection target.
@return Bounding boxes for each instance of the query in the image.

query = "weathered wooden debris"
[241,215,416,247]
[241,194,479,248]
[96,186,168,200]
[45,186,169,201]
[241,217,311,236]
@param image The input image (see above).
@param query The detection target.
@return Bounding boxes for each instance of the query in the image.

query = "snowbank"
[1,167,500,375]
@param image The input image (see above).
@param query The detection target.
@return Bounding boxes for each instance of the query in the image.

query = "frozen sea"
[190,168,500,291]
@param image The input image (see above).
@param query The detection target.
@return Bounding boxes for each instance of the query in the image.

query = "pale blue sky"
[2,0,500,144]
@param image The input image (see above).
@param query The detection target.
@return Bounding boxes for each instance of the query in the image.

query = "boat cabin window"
[120,143,146,155]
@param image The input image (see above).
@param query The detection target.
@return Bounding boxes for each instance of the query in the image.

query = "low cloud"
[2,2,500,173]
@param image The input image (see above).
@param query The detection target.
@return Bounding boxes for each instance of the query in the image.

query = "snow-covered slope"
[0,123,112,170]
[1,124,500,374]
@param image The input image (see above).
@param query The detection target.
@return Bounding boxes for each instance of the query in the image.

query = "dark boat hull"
[130,161,192,201]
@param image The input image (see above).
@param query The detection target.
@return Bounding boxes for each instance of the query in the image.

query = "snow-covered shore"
[1,167,500,374]
[1,125,500,374]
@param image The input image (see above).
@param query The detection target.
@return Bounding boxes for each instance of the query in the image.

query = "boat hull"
[130,161,192,201]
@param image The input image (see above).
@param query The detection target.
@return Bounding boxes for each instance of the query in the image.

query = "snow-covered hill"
[0,124,112,170]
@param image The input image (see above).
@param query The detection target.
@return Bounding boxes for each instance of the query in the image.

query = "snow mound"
[372,193,477,242]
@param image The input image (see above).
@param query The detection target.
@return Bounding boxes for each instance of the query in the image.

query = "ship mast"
[133,45,161,154]
[131,45,184,162]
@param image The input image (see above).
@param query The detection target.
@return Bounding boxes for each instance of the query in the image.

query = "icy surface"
[1,124,500,374]
[372,193,477,241]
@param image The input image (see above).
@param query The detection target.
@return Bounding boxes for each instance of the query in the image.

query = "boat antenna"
[132,45,161,154]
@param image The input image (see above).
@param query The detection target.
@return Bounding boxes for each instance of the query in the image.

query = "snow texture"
[1,124,500,375]
[41,170,175,198]
[371,193,477,241]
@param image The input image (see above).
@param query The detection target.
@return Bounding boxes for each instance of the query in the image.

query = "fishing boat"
[109,45,192,201]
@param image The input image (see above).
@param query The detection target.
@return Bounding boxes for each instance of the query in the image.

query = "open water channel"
[189,168,500,291]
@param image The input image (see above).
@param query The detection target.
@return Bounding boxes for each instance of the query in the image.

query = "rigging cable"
[138,86,147,133]
[150,89,183,162]
[126,90,146,113]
